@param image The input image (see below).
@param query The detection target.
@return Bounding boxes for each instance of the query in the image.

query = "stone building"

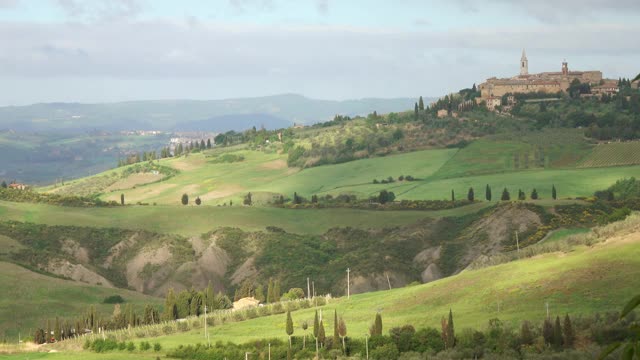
[478,50,603,103]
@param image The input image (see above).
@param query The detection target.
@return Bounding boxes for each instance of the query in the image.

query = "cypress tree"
[207,139,212,149]
[120,193,125,205]
[181,193,189,205]
[446,309,455,349]
[414,103,419,119]
[485,184,492,201]
[374,313,382,336]
[46,319,51,343]
[467,187,474,201]
[520,321,533,346]
[563,314,575,348]
[313,310,319,338]
[286,310,294,348]
[451,189,455,202]
[518,189,525,200]
[552,184,557,200]
[333,310,340,349]
[267,278,274,303]
[54,317,61,342]
[318,320,326,347]
[338,317,347,353]
[553,316,563,349]
[200,139,206,149]
[1,181,6,188]
[195,197,202,205]
[542,318,554,346]
[163,288,177,321]
[501,188,510,201]
[419,96,425,111]
[531,188,538,200]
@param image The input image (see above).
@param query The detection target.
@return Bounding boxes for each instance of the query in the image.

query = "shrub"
[162,325,174,335]
[140,341,151,351]
[126,341,135,351]
[371,343,400,360]
[153,342,162,352]
[103,295,125,304]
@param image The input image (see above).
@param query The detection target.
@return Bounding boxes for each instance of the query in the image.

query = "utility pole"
[204,305,209,347]
[307,277,311,300]
[546,302,549,319]
[346,268,350,299]
[365,334,369,360]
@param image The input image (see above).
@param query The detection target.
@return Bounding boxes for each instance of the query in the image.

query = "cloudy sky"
[0,0,639,105]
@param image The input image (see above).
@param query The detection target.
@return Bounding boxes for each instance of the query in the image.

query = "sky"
[0,0,639,105]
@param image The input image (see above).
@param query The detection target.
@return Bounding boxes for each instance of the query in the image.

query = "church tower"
[520,49,529,76]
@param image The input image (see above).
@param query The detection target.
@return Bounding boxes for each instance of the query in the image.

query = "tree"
[195,197,202,206]
[414,103,419,119]
[255,284,265,303]
[552,184,557,200]
[451,189,455,202]
[318,320,326,347]
[378,190,390,204]
[200,139,206,149]
[120,193,125,205]
[181,193,189,205]
[467,187,474,202]
[553,316,564,349]
[531,188,539,200]
[485,184,492,201]
[333,310,340,349]
[0,181,6,188]
[311,194,318,203]
[206,139,212,149]
[518,189,525,200]
[46,319,51,343]
[54,316,61,342]
[419,96,425,111]
[293,192,302,204]
[267,278,274,303]
[501,188,510,201]
[542,318,554,346]
[520,321,534,346]
[370,312,383,336]
[302,320,308,349]
[338,317,347,353]
[313,310,319,338]
[286,310,294,348]
[563,314,575,349]
[446,309,455,349]
[162,288,178,321]
[243,192,253,206]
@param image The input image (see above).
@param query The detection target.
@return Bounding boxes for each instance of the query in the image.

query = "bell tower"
[562,59,569,75]
[520,49,529,76]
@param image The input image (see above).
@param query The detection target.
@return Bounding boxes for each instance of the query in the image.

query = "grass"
[0,200,490,236]
[540,228,591,244]
[0,261,161,340]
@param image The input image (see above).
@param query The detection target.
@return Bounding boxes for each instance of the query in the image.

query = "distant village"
[471,50,639,112]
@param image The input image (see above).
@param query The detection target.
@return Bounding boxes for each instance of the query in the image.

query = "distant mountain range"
[0,94,423,133]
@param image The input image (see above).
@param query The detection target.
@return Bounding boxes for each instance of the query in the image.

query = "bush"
[103,295,125,304]
[154,342,162,352]
[371,343,400,360]
[140,341,151,351]
[126,341,135,351]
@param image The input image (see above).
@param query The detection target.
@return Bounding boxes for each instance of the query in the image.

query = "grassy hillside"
[579,141,640,168]
[5,214,636,359]
[0,261,161,340]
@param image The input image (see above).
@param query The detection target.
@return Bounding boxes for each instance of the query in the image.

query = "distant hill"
[0,94,420,132]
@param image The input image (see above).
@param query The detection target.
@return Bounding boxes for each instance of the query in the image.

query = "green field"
[73,148,640,206]
[0,200,491,236]
[540,228,591,244]
[6,221,638,359]
[0,261,162,340]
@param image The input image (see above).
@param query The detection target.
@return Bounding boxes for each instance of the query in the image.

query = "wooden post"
[365,334,369,360]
